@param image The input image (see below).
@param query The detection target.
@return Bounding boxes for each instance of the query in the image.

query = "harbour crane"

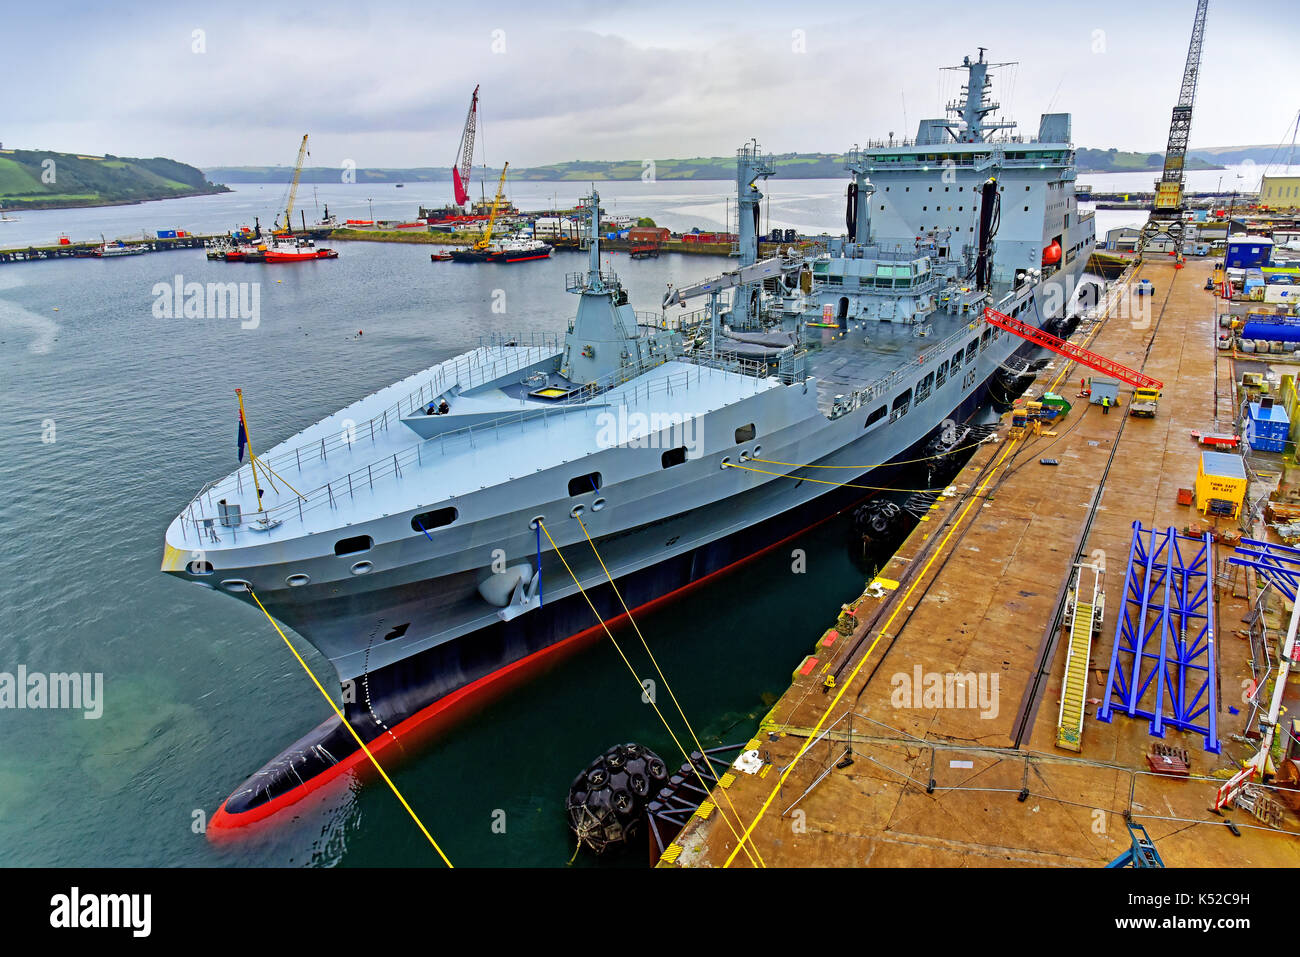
[1134,0,1209,261]
[274,134,310,235]
[473,162,510,251]
[453,85,480,209]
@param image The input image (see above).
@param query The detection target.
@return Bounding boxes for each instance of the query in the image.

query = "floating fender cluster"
[853,499,903,538]
[567,743,669,854]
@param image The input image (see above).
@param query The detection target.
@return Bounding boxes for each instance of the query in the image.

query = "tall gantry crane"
[453,85,480,209]
[274,134,310,235]
[1135,0,1209,260]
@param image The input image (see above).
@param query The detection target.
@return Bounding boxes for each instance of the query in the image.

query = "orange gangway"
[983,307,1163,391]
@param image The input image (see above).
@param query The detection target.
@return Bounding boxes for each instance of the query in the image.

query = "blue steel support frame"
[1228,538,1300,603]
[1097,522,1220,752]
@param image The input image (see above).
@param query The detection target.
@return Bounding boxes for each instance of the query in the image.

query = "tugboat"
[487,237,553,263]
[264,237,338,262]
[306,202,341,238]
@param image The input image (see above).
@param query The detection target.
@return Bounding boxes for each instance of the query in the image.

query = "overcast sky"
[4,0,1295,170]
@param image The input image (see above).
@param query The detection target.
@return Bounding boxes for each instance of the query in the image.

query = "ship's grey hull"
[244,258,1090,684]
[213,253,1091,822]
[220,353,1010,819]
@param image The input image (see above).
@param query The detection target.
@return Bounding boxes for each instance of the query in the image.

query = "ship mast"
[586,189,604,293]
[940,49,1016,143]
[732,140,774,328]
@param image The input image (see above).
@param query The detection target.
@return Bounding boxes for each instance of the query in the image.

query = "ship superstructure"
[163,50,1094,826]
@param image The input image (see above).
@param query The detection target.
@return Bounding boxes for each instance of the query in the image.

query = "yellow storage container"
[1194,451,1246,519]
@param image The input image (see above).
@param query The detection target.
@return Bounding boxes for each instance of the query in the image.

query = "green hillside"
[1076,147,1220,172]
[206,153,853,184]
[0,149,229,210]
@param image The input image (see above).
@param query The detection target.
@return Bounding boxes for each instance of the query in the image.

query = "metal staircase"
[1057,562,1104,751]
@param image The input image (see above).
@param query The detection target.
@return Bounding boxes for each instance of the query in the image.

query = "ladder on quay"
[1057,562,1104,752]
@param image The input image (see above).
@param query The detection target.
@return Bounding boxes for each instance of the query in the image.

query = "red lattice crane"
[983,307,1163,391]
[452,85,480,207]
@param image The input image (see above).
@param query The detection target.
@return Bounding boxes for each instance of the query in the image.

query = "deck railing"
[177,356,742,544]
[181,335,560,518]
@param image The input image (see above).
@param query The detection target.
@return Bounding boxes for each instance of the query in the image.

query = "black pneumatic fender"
[567,743,669,854]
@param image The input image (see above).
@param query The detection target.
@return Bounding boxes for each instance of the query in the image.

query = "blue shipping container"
[156,230,177,239]
[1247,401,1290,452]
[1226,238,1273,269]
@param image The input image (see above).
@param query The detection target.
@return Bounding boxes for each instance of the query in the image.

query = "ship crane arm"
[662,255,797,308]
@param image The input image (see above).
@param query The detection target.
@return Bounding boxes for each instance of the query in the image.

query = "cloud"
[1,0,1294,169]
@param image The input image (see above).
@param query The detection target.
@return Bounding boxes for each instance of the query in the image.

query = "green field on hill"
[0,150,228,209]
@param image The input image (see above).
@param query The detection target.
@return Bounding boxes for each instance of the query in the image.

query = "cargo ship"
[163,50,1095,828]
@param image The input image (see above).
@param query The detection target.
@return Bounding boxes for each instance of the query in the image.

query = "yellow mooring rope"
[248,588,453,868]
[575,514,766,868]
[536,521,765,868]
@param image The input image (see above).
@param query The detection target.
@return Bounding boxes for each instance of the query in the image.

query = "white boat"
[94,240,147,257]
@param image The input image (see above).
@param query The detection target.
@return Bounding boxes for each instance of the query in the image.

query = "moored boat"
[94,239,147,257]
[264,238,338,262]
[486,237,553,262]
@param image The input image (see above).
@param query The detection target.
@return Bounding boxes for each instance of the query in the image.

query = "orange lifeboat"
[1041,240,1062,266]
